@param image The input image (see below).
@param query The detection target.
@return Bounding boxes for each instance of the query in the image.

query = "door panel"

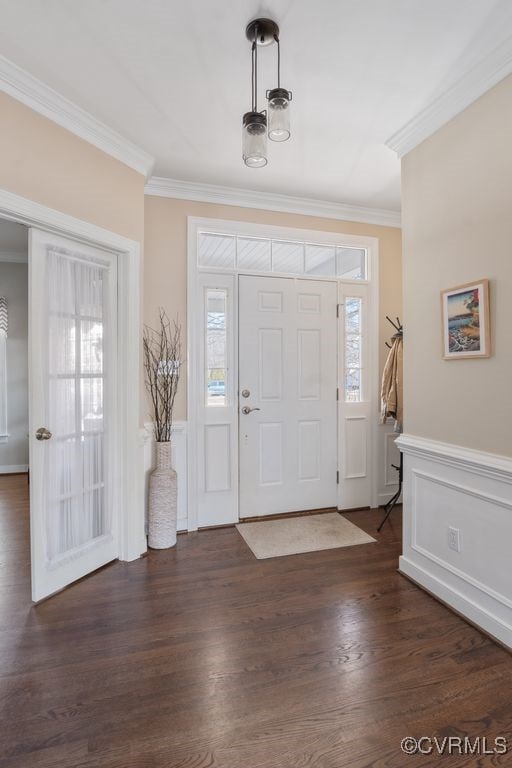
[239,275,337,518]
[338,283,373,509]
[29,229,118,601]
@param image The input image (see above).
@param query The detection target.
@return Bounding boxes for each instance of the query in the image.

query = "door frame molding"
[0,187,146,563]
[187,216,379,530]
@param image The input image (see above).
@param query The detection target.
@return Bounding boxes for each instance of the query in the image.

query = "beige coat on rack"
[380,335,403,432]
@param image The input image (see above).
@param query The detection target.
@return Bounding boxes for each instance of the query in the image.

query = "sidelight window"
[205,289,227,406]
[344,297,363,402]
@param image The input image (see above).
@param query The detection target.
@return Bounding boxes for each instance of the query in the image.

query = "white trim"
[386,34,512,158]
[396,433,512,484]
[0,189,138,254]
[145,177,401,229]
[378,491,400,505]
[0,187,146,573]
[399,557,512,649]
[0,464,28,474]
[0,249,27,263]
[410,469,512,610]
[186,216,381,253]
[399,433,512,649]
[187,216,380,527]
[0,55,154,178]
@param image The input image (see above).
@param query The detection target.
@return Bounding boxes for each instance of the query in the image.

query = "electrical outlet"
[448,526,461,552]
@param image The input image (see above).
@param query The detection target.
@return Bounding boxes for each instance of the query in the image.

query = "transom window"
[198,232,367,281]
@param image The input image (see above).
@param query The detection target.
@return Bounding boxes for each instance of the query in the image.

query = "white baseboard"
[400,556,512,649]
[378,489,401,505]
[397,433,512,649]
[0,464,28,474]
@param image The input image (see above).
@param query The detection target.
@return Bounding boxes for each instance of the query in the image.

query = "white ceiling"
[0,0,510,212]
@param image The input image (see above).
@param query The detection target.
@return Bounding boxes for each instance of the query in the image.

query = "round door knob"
[35,427,52,441]
[241,406,261,415]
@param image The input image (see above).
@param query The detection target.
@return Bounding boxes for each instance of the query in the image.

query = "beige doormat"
[236,512,376,559]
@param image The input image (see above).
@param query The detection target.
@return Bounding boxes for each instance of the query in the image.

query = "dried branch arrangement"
[143,309,182,443]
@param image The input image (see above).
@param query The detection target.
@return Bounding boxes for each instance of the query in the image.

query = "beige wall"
[402,75,512,456]
[144,196,402,421]
[0,92,145,243]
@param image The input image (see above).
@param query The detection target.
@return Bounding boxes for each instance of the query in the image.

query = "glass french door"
[29,230,118,601]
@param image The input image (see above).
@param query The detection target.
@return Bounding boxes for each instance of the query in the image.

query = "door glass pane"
[54,379,76,435]
[81,378,104,432]
[344,297,363,402]
[206,289,227,406]
[305,245,335,276]
[345,369,361,402]
[55,317,76,374]
[237,237,271,271]
[272,241,304,273]
[337,248,367,280]
[198,233,235,269]
[81,320,104,373]
[46,251,110,561]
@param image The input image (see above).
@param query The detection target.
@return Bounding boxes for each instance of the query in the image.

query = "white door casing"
[29,229,119,601]
[0,188,145,600]
[187,217,380,530]
[239,275,338,517]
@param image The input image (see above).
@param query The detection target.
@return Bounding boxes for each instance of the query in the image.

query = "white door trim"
[0,187,146,563]
[187,216,380,529]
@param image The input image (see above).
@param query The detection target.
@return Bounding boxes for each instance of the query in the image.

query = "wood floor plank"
[0,474,510,768]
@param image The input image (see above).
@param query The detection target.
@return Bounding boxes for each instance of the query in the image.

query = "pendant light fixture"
[267,33,292,142]
[242,18,292,168]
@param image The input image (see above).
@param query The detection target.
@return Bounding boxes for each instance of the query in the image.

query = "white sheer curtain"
[0,297,7,440]
[44,249,112,563]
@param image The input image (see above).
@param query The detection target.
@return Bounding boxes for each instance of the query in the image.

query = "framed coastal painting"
[441,279,490,359]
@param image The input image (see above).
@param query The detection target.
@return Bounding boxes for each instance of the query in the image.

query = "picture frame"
[441,279,490,359]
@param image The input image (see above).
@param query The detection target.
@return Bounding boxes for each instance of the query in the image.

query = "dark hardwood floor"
[0,474,510,768]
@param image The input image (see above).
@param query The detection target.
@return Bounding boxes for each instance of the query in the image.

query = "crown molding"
[0,55,154,178]
[386,34,512,158]
[0,249,27,264]
[144,177,401,228]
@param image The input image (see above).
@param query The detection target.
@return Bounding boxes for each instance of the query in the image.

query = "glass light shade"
[267,88,291,142]
[242,112,268,168]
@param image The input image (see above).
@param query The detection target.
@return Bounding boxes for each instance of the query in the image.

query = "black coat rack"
[378,316,403,532]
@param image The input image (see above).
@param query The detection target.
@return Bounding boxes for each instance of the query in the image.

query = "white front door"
[239,275,337,518]
[29,229,118,601]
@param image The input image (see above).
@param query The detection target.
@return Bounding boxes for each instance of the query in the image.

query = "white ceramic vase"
[148,441,177,549]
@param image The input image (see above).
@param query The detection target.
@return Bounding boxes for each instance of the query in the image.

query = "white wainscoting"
[142,422,188,533]
[397,433,512,649]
